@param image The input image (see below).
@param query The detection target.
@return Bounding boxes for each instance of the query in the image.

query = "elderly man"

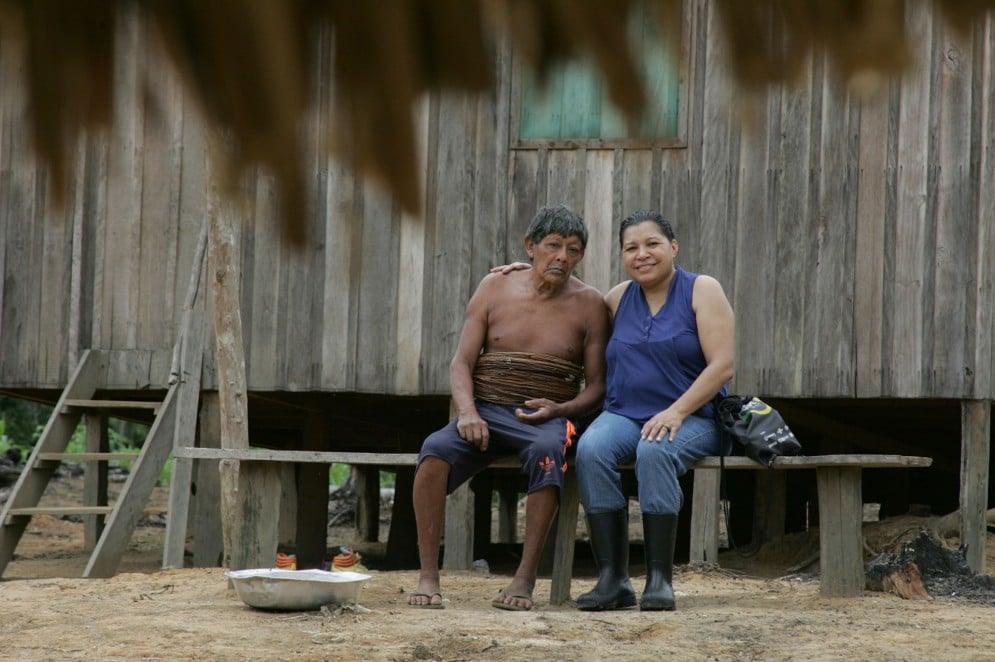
[408,204,610,611]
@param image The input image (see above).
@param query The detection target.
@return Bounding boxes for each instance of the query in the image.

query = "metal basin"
[226,568,372,611]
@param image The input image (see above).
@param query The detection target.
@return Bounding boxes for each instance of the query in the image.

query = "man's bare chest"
[485,300,586,359]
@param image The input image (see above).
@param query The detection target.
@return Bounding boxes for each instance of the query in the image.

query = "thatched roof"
[1,0,993,242]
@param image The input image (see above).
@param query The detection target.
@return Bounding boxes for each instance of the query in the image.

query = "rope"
[472,351,583,405]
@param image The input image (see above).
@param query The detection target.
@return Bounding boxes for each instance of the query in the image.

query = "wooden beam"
[229,461,282,570]
[443,483,474,570]
[384,467,418,568]
[816,466,865,597]
[689,466,722,563]
[443,398,472,570]
[84,383,180,577]
[174,447,420,465]
[771,401,957,473]
[754,470,786,541]
[206,154,252,571]
[0,350,108,576]
[693,455,932,469]
[8,506,114,517]
[277,464,297,549]
[496,485,519,543]
[63,399,161,414]
[549,471,580,605]
[295,413,330,569]
[192,392,223,567]
[354,466,381,543]
[83,412,109,550]
[162,277,207,569]
[960,401,991,573]
[39,452,136,462]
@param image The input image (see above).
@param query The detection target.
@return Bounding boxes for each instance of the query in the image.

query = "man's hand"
[489,262,531,275]
[515,398,561,424]
[457,411,490,451]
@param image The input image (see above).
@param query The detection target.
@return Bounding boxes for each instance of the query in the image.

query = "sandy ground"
[2,477,994,662]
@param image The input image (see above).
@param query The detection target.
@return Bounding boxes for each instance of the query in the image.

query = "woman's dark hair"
[525,204,588,251]
[619,210,676,248]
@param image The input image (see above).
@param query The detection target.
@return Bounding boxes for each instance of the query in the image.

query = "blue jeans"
[576,410,730,516]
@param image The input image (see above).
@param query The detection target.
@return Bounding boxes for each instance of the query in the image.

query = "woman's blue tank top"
[604,267,723,422]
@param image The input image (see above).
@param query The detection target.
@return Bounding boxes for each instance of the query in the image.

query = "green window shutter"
[519,4,681,141]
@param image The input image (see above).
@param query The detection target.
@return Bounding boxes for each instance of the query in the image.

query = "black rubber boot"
[640,513,678,611]
[576,510,636,611]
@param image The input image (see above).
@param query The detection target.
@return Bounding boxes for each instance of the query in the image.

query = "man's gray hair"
[524,204,588,251]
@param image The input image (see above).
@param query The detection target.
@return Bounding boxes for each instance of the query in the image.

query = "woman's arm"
[677,275,735,412]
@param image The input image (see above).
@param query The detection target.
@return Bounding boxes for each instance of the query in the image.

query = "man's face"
[525,233,585,286]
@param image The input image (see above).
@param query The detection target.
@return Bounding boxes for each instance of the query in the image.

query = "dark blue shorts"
[417,401,577,499]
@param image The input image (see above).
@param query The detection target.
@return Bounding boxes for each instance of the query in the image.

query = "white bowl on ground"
[226,568,371,611]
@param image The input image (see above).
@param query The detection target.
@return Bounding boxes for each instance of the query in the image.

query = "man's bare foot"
[407,580,444,609]
[491,578,535,611]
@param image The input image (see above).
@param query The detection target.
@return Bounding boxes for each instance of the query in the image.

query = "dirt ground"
[2,476,994,662]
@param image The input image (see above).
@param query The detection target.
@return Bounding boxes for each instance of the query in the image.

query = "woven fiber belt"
[472,351,582,405]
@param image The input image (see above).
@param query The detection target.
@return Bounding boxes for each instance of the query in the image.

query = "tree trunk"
[880,563,931,600]
[206,157,250,570]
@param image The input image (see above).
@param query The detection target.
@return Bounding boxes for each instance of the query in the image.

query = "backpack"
[713,395,803,556]
[714,395,801,468]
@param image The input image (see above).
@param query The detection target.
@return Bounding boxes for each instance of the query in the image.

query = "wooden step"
[37,452,140,462]
[7,506,114,517]
[62,399,160,414]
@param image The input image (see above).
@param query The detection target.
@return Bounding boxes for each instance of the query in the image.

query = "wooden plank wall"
[506,1,995,400]
[0,14,511,397]
[0,2,993,403]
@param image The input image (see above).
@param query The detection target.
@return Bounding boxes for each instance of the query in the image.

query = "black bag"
[714,395,801,468]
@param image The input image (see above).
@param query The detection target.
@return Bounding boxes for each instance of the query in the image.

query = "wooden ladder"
[0,349,195,578]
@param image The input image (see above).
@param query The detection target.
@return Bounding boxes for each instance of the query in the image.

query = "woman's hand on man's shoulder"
[489,262,531,275]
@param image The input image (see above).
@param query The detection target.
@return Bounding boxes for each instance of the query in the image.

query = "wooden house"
[0,1,991,576]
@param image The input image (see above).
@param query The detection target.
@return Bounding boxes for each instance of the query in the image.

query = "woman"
[495,209,735,612]
[575,209,734,612]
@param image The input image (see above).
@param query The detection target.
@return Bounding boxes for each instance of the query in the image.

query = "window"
[514,2,685,147]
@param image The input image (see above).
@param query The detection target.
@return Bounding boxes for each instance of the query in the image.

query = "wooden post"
[295,413,330,569]
[231,461,282,570]
[754,471,786,541]
[192,392,224,567]
[960,400,991,573]
[472,473,494,561]
[689,466,721,563]
[206,156,252,571]
[816,467,865,597]
[277,464,297,549]
[548,470,580,605]
[67,140,87,370]
[497,485,519,543]
[83,412,109,550]
[442,400,472,570]
[354,466,381,542]
[162,248,207,569]
[384,466,418,568]
[443,483,474,570]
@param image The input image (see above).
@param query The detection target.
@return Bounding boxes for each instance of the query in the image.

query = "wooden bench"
[685,454,931,597]
[535,454,933,602]
[173,448,932,601]
[171,448,576,594]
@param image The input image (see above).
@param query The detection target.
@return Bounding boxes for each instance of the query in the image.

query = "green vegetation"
[328,464,396,489]
[0,395,47,458]
[1,395,157,480]
[330,463,350,486]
